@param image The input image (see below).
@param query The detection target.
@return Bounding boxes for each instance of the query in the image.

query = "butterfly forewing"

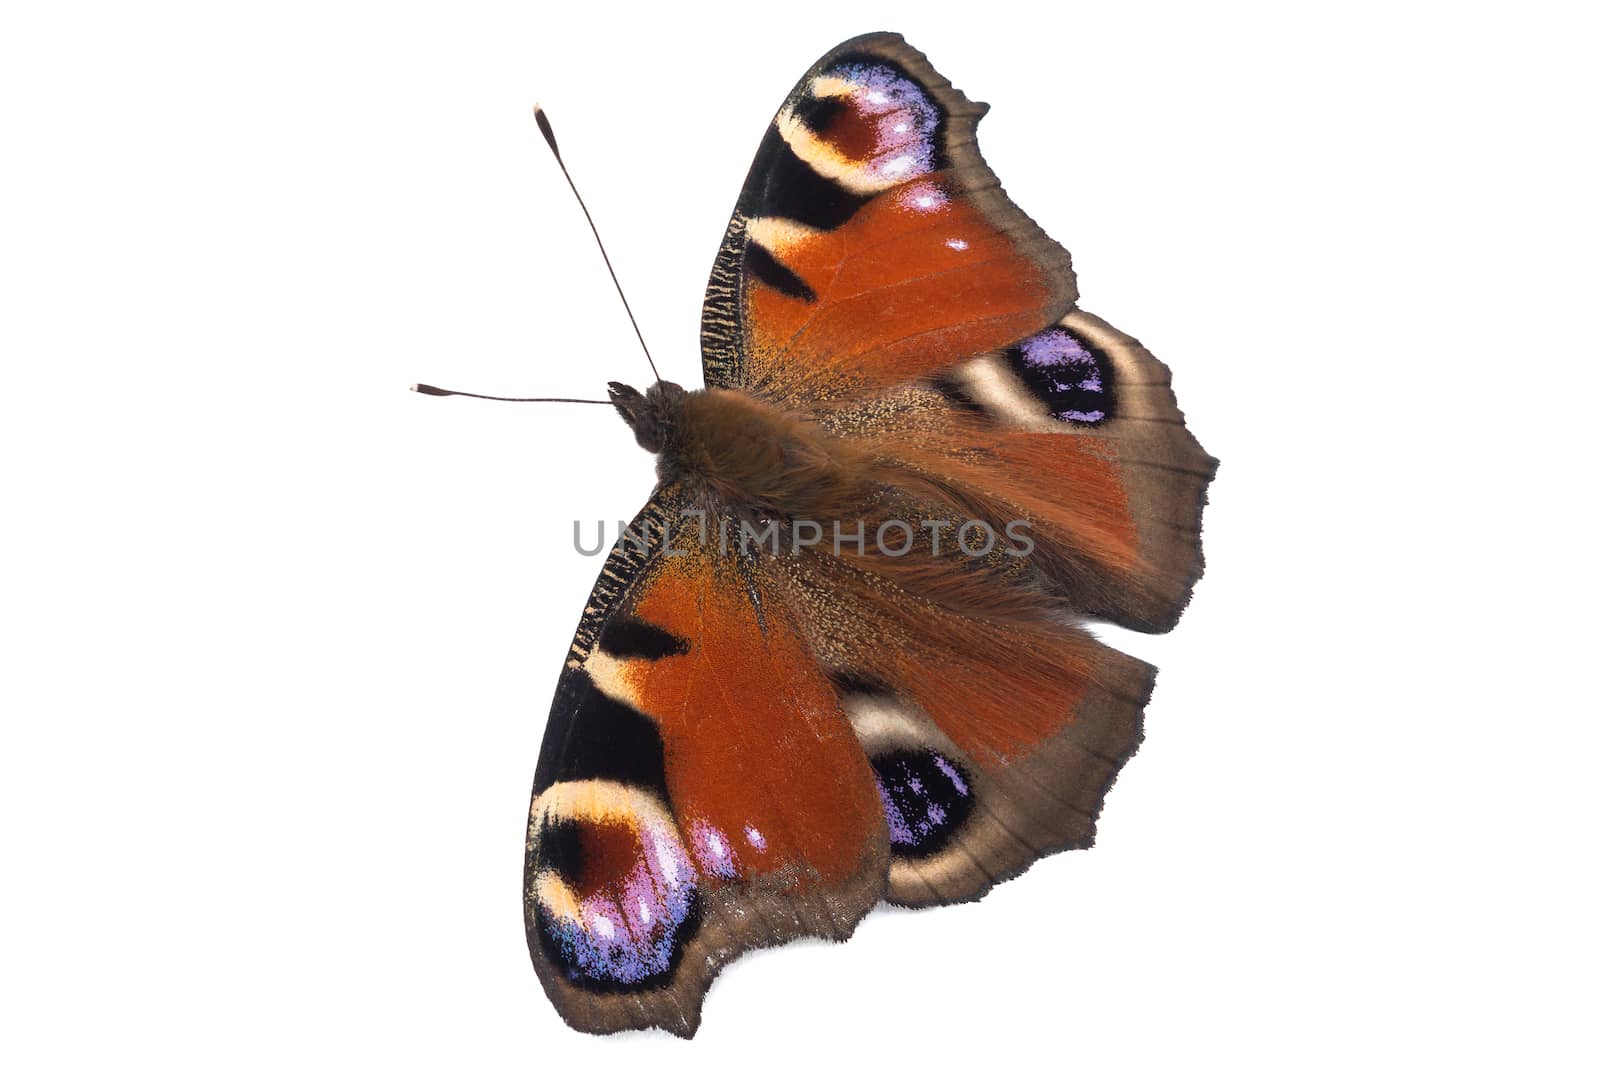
[701,33,1076,401]
[525,494,888,1037]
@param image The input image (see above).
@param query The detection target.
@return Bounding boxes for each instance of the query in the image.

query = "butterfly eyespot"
[870,749,975,857]
[771,56,946,205]
[822,59,941,178]
[529,781,700,989]
[1003,326,1118,425]
[790,93,850,139]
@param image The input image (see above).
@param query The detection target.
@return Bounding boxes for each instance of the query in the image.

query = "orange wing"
[525,494,887,1036]
[701,32,1075,403]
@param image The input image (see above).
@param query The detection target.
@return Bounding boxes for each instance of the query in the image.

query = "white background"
[3,1,1596,1063]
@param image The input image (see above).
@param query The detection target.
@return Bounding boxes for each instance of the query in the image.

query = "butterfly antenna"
[533,104,662,385]
[411,383,614,404]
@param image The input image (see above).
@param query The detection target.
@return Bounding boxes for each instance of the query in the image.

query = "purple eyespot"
[871,749,975,857]
[1006,327,1116,424]
[532,798,699,990]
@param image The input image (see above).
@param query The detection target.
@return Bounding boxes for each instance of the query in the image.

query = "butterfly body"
[519,33,1216,1036]
[611,380,876,525]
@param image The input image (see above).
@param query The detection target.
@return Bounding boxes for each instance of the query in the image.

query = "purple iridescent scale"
[536,819,698,988]
[1004,326,1116,424]
[826,61,941,186]
[871,749,974,857]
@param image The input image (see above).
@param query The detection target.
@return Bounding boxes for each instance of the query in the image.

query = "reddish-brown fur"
[645,386,1140,621]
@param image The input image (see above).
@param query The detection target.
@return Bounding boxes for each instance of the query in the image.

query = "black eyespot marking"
[745,243,818,302]
[1002,326,1117,425]
[535,817,586,885]
[791,93,848,137]
[871,749,975,858]
[599,617,688,660]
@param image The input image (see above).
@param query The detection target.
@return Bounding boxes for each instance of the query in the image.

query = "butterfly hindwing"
[816,308,1215,635]
[763,547,1157,906]
[938,308,1217,632]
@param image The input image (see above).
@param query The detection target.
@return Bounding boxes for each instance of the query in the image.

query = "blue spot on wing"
[871,749,975,857]
[1003,326,1117,425]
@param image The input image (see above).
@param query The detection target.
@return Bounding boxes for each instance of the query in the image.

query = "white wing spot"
[881,155,914,178]
[654,836,680,883]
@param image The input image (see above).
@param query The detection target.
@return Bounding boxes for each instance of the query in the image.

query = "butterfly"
[511,32,1214,1036]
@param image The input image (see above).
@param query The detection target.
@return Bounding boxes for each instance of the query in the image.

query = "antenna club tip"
[413,383,451,396]
[533,105,561,159]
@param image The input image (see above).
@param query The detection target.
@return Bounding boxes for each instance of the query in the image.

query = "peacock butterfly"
[420,31,1214,1037]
